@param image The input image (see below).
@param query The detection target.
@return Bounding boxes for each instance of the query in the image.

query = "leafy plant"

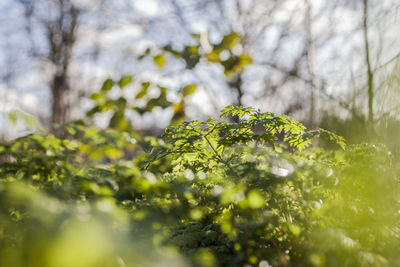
[0,106,399,267]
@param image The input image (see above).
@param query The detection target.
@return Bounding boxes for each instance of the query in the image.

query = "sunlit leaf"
[118,75,133,88]
[221,32,241,50]
[153,54,166,67]
[136,82,150,99]
[182,84,197,97]
[247,190,265,209]
[101,78,114,92]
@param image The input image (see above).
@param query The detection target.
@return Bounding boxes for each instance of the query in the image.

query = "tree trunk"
[363,0,374,123]
[230,73,243,107]
[47,1,79,129]
[229,73,244,123]
[305,0,319,129]
[51,74,69,126]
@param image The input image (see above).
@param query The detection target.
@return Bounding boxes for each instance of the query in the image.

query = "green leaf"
[289,224,301,236]
[247,190,265,209]
[146,99,157,112]
[221,32,241,50]
[153,54,166,67]
[101,78,114,92]
[238,54,253,67]
[116,97,127,109]
[136,82,150,99]
[118,75,133,88]
[182,46,201,69]
[90,92,104,102]
[182,84,197,97]
[86,106,100,117]
[104,146,123,160]
[206,51,221,62]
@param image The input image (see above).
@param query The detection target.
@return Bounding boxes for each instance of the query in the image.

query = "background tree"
[1,0,399,138]
[17,0,81,126]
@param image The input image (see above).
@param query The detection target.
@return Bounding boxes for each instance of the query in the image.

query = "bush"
[0,106,399,267]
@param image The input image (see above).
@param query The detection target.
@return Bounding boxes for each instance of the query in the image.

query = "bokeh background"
[0,0,399,148]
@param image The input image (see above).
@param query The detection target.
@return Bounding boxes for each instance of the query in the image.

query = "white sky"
[133,0,160,17]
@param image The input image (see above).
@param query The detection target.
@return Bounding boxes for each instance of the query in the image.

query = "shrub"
[0,106,398,267]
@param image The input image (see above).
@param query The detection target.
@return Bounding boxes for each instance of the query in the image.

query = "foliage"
[0,106,399,267]
[86,75,197,131]
[139,31,252,79]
